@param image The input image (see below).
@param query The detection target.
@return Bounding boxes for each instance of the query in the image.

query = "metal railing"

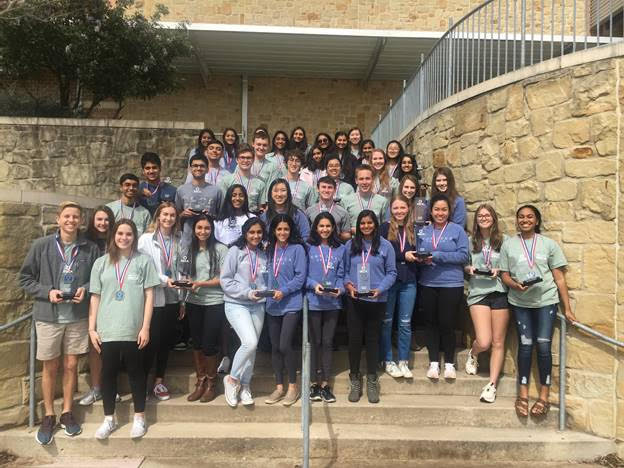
[301,297,311,468]
[372,0,623,147]
[558,312,624,431]
[0,311,36,429]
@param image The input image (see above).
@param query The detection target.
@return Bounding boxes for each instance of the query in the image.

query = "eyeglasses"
[318,138,328,143]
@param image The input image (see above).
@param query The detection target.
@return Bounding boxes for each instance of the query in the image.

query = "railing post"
[29,318,36,429]
[301,297,310,468]
[558,315,567,432]
[447,18,454,99]
[419,54,425,114]
[520,0,527,67]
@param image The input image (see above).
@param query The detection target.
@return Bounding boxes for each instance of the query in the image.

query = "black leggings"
[420,285,464,364]
[143,303,178,380]
[186,302,225,356]
[101,341,146,415]
[267,313,301,385]
[309,309,339,382]
[347,298,384,375]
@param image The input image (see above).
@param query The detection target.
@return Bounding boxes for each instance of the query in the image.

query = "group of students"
[19,125,576,447]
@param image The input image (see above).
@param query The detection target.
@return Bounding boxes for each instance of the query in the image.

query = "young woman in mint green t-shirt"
[499,205,575,419]
[89,219,160,440]
[464,204,509,404]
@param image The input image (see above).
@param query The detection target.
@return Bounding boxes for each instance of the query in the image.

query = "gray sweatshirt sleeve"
[220,246,253,301]
[19,239,53,301]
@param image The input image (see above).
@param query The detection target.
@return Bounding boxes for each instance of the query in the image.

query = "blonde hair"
[145,202,180,235]
[387,195,415,245]
[57,201,82,215]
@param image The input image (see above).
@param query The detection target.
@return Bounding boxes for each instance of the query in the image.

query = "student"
[416,194,469,380]
[260,178,311,240]
[176,154,223,257]
[332,131,358,186]
[369,149,399,203]
[385,140,404,179]
[324,154,355,202]
[266,130,289,175]
[186,128,216,182]
[88,219,160,440]
[288,126,309,152]
[500,205,575,418]
[314,133,333,156]
[306,212,346,403]
[347,127,363,159]
[214,184,253,247]
[205,140,229,186]
[106,173,152,236]
[222,128,239,173]
[139,152,177,217]
[219,144,267,213]
[252,131,281,187]
[399,174,420,202]
[343,210,397,403]
[284,148,317,211]
[360,139,375,164]
[263,215,307,407]
[138,202,183,401]
[19,201,100,445]
[305,176,351,242]
[430,167,466,228]
[396,154,421,182]
[182,215,229,403]
[300,144,324,188]
[341,165,389,234]
[380,196,418,379]
[220,218,269,408]
[79,205,115,407]
[464,204,509,403]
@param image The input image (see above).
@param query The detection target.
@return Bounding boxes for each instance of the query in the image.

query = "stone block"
[517,181,541,203]
[562,244,582,262]
[526,75,572,109]
[478,137,499,158]
[529,107,553,137]
[0,342,28,381]
[567,334,616,374]
[567,370,614,399]
[454,97,487,136]
[484,156,502,172]
[443,143,460,167]
[493,186,517,217]
[552,118,590,148]
[544,180,577,201]
[562,220,615,244]
[565,158,617,177]
[571,292,615,334]
[485,110,505,136]
[591,112,618,156]
[570,146,594,159]
[488,167,505,185]
[501,140,518,164]
[565,394,589,431]
[459,131,481,149]
[516,136,541,160]
[503,161,534,183]
[588,398,616,438]
[504,118,529,138]
[486,87,507,112]
[0,376,23,410]
[582,245,617,293]
[461,164,485,183]
[462,181,492,204]
[460,145,479,166]
[535,152,564,182]
[564,262,582,289]
[504,83,524,121]
[580,179,616,220]
[542,202,576,222]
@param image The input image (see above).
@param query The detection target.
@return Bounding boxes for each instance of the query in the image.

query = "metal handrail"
[371,0,622,148]
[301,297,311,468]
[557,312,624,431]
[0,310,36,429]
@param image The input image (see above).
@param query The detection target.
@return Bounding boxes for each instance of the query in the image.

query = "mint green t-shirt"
[334,180,355,202]
[57,242,77,323]
[252,158,281,188]
[106,200,152,236]
[186,242,228,306]
[373,176,399,204]
[218,172,267,212]
[89,252,161,342]
[467,235,508,306]
[340,192,389,229]
[288,179,317,211]
[499,234,567,308]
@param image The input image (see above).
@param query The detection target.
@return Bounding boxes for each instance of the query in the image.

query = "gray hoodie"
[220,245,269,306]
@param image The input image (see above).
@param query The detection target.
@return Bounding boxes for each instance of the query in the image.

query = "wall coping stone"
[0,116,205,130]
[0,188,107,209]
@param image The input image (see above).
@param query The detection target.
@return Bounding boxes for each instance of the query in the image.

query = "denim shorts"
[473,291,509,310]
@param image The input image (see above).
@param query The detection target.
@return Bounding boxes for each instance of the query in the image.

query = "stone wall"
[402,55,621,442]
[0,118,203,200]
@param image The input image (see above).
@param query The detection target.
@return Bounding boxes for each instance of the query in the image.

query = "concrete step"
[57,394,559,429]
[0,422,613,463]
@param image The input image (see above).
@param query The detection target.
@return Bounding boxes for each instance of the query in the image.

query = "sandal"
[530,399,550,417]
[515,396,529,417]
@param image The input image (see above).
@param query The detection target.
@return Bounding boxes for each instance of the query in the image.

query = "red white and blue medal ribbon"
[119,202,136,221]
[114,255,133,301]
[246,246,259,288]
[431,223,448,251]
[273,245,287,278]
[157,230,174,275]
[398,227,407,252]
[318,246,333,277]
[519,234,538,270]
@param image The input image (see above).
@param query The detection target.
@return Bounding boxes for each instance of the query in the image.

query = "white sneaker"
[480,382,497,403]
[426,362,440,380]
[240,385,254,406]
[223,375,240,408]
[384,361,403,378]
[217,356,231,374]
[130,416,146,439]
[444,363,457,380]
[94,417,117,440]
[465,349,478,375]
[79,388,102,406]
[398,360,413,379]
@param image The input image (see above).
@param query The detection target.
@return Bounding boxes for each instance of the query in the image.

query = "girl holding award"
[264,214,307,407]
[499,205,575,418]
[344,210,397,404]
[305,212,346,403]
[88,219,161,440]
[463,204,509,403]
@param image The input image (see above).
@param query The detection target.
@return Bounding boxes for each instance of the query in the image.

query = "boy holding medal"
[19,201,100,445]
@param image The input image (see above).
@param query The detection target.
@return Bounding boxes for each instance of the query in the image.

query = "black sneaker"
[348,373,362,403]
[309,384,322,401]
[320,385,336,403]
[59,411,82,437]
[35,415,56,445]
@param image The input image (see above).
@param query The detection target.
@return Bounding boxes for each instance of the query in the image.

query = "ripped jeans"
[513,304,557,387]
[380,281,416,362]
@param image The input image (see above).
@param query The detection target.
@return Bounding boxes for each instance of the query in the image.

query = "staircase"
[0,348,614,466]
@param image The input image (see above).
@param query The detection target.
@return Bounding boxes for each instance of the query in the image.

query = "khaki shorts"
[35,319,89,361]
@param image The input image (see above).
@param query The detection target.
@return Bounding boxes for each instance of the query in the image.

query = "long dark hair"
[288,126,308,151]
[265,178,299,223]
[314,132,333,153]
[348,127,363,154]
[386,140,405,161]
[222,127,239,161]
[396,154,419,181]
[431,167,459,208]
[87,205,115,248]
[267,214,305,256]
[107,219,138,264]
[304,144,324,172]
[350,210,380,256]
[196,128,215,147]
[233,217,267,250]
[190,214,221,278]
[471,204,504,253]
[217,184,251,221]
[332,131,349,157]
[307,212,342,248]
[516,204,542,234]
[428,193,452,223]
[271,130,289,156]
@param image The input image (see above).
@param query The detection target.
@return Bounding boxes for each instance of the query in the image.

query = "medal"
[431,223,448,251]
[63,272,75,283]
[55,236,79,285]
[235,171,252,194]
[119,202,136,221]
[246,246,259,290]
[273,244,287,279]
[252,159,266,178]
[356,192,373,211]
[157,230,174,277]
[114,255,133,301]
[482,240,493,268]
[319,201,334,214]
[519,234,538,270]
[115,290,125,301]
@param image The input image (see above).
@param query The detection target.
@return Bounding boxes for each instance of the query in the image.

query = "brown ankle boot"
[187,350,207,402]
[200,355,219,403]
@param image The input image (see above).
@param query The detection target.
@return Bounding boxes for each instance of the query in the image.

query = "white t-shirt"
[214,214,252,247]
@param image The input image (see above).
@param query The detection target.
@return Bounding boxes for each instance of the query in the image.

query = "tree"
[0,0,192,117]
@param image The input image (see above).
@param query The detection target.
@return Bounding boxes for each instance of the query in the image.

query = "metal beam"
[241,74,248,143]
[361,37,387,89]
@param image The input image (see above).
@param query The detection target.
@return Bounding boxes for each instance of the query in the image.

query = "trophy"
[255,264,275,298]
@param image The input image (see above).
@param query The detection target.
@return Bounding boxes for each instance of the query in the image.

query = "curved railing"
[371,0,622,147]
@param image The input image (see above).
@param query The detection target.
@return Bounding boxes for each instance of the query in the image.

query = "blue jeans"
[513,304,557,387]
[225,302,265,385]
[380,281,417,362]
